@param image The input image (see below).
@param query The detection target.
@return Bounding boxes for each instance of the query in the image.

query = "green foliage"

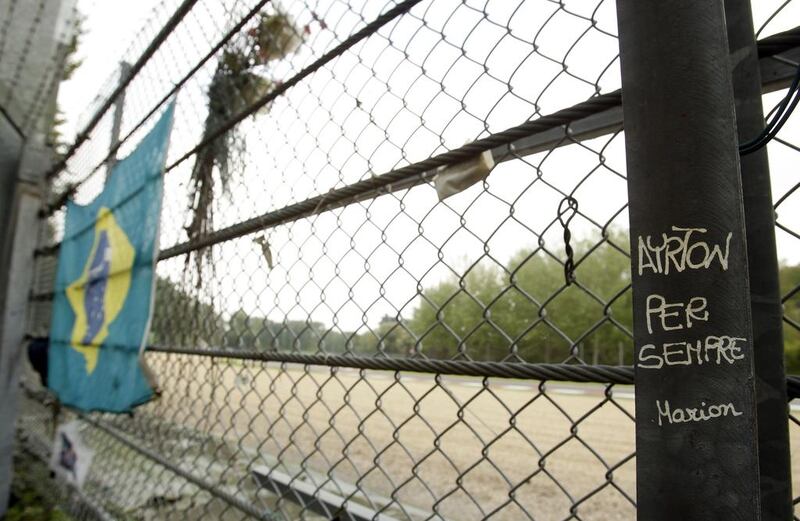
[210,234,635,362]
[223,309,327,352]
[409,233,633,363]
[5,490,73,521]
[221,311,416,356]
[409,264,509,360]
[780,262,800,373]
[350,315,415,356]
[156,231,800,371]
[149,277,225,347]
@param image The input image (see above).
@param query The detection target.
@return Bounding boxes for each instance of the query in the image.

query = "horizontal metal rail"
[145,346,800,399]
[26,335,800,395]
[24,334,635,384]
[34,27,800,261]
[757,27,800,58]
[33,88,622,260]
[147,344,637,384]
[158,90,623,259]
[252,466,401,521]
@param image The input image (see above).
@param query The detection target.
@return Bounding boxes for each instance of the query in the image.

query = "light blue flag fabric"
[48,103,175,413]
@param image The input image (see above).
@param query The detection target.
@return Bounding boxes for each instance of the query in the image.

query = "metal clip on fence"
[557,195,578,285]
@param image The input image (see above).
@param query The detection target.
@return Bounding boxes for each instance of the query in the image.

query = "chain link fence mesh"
[759,3,800,519]
[12,0,800,519]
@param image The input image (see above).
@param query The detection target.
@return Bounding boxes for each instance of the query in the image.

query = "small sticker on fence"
[49,420,94,488]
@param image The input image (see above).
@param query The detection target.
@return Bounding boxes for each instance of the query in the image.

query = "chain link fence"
[0,0,82,141]
[12,0,800,519]
[765,1,800,514]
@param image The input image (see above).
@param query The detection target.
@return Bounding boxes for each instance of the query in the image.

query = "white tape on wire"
[433,149,495,201]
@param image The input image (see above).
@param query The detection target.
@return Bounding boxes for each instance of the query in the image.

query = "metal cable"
[33,90,622,260]
[34,25,800,256]
[38,25,800,221]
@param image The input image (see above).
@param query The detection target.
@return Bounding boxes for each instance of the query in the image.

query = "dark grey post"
[0,115,25,518]
[725,2,793,518]
[0,145,51,515]
[617,1,761,519]
[0,1,75,510]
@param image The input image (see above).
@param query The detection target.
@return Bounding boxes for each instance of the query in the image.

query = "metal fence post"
[725,1,793,518]
[617,1,762,519]
[0,115,24,518]
[0,145,51,515]
[106,61,130,177]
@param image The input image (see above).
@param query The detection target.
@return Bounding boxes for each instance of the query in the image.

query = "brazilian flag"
[48,103,174,413]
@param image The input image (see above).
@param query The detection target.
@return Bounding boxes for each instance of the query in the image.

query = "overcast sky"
[54,0,800,332]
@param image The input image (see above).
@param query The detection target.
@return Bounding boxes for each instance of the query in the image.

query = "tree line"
[150,233,800,372]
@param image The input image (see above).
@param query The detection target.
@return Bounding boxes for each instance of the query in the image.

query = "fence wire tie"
[253,235,274,270]
[557,195,579,285]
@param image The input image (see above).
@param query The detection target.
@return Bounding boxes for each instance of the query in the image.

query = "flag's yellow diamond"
[65,207,134,374]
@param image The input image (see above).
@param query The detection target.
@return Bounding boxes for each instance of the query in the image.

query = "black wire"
[761,81,800,141]
[739,85,797,153]
[557,196,579,285]
[739,62,800,155]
